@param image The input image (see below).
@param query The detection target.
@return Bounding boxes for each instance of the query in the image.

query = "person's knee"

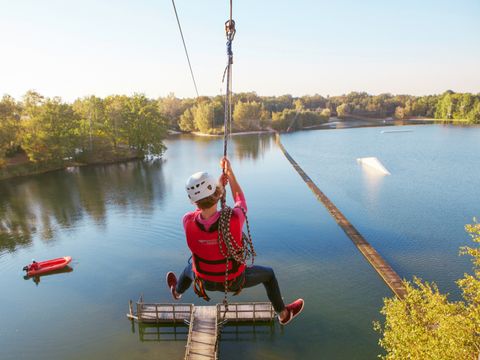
[263,266,275,281]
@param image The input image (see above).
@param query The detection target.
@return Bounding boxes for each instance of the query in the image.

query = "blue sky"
[0,0,479,101]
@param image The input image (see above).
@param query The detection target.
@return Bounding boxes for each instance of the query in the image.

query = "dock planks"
[137,303,193,324]
[128,300,275,360]
[185,306,218,360]
[216,303,275,323]
[276,133,407,299]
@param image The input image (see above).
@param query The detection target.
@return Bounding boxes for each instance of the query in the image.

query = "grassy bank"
[0,148,143,181]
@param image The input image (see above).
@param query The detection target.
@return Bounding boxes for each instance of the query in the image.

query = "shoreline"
[190,129,275,137]
[0,154,144,182]
[342,114,469,123]
[175,116,474,137]
[3,119,476,181]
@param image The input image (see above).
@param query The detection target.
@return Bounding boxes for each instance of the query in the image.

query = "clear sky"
[0,0,479,101]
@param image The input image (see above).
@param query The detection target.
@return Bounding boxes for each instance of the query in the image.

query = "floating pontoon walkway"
[127,297,275,360]
[275,133,406,299]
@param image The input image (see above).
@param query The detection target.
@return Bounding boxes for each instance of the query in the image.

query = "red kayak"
[23,256,72,277]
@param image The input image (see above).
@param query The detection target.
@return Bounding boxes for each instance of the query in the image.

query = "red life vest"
[185,211,246,282]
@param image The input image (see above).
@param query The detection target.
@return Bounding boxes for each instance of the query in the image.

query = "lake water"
[0,124,479,359]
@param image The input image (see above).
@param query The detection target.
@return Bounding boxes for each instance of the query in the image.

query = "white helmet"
[186,172,217,203]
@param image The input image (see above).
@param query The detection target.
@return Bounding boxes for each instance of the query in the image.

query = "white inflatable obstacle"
[381,129,413,134]
[357,157,391,175]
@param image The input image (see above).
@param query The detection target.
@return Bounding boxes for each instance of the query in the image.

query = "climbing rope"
[217,0,257,318]
[218,206,257,320]
[217,205,256,313]
[222,0,235,162]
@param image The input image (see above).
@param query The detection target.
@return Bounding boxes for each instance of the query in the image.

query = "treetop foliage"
[0,92,167,168]
[375,221,480,360]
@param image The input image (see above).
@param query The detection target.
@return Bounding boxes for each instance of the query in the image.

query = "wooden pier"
[185,306,218,360]
[128,298,275,359]
[276,133,407,299]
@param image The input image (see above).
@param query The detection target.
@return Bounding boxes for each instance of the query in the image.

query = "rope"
[171,0,199,97]
[217,0,257,320]
[221,1,236,209]
[217,205,256,316]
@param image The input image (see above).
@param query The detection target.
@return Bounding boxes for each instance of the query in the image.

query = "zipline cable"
[171,0,200,97]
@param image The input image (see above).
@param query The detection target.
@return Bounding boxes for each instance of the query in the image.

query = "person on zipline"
[166,157,304,325]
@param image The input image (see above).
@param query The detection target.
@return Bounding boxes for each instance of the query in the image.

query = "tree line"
[1,89,479,167]
[163,90,480,134]
[331,91,480,122]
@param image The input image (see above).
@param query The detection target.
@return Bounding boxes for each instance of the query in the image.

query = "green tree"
[193,102,214,134]
[394,106,406,119]
[72,96,106,152]
[104,95,129,149]
[22,97,80,163]
[233,101,262,131]
[271,109,295,131]
[375,221,480,360]
[298,110,328,127]
[320,108,331,118]
[23,90,44,116]
[435,92,454,119]
[123,94,167,156]
[211,100,224,128]
[454,93,474,119]
[0,95,22,165]
[467,99,480,124]
[158,92,184,129]
[179,108,196,132]
[293,99,305,111]
[336,103,350,118]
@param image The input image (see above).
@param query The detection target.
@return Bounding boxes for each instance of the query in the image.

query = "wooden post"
[136,302,141,323]
[129,300,133,317]
[173,304,176,325]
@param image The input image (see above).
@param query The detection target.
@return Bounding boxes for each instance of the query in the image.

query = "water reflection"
[0,160,166,253]
[232,134,274,161]
[131,322,275,343]
[23,265,74,286]
[133,323,189,342]
[359,163,386,205]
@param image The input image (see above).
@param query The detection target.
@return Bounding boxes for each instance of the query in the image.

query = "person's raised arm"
[220,157,244,203]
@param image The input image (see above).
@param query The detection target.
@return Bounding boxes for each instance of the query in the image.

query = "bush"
[374,221,480,360]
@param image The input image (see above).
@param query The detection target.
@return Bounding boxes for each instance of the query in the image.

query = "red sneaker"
[166,272,181,300]
[279,298,304,325]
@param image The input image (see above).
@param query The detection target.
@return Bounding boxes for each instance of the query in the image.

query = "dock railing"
[216,302,275,324]
[129,296,194,324]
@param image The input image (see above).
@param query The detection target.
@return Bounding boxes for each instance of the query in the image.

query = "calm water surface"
[0,125,478,359]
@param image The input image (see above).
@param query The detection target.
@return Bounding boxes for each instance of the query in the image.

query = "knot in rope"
[225,19,236,41]
[226,40,233,59]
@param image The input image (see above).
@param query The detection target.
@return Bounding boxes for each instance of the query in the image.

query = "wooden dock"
[185,306,218,360]
[276,133,407,299]
[127,298,275,359]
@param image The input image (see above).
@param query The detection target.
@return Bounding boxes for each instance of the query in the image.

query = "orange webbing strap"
[193,277,210,301]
